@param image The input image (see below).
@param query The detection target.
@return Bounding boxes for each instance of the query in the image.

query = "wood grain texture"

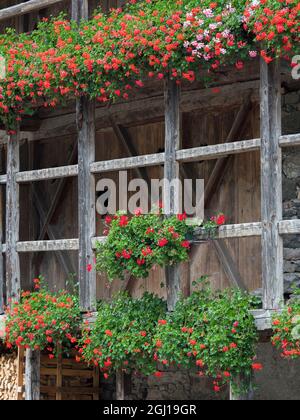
[0,0,63,22]
[25,349,40,400]
[260,58,283,310]
[6,131,20,304]
[164,78,181,312]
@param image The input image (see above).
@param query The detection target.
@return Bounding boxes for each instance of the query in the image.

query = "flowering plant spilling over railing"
[95,210,225,281]
[78,284,262,393]
[0,0,299,130]
[79,292,167,378]
[272,290,300,358]
[4,278,81,358]
[154,283,261,393]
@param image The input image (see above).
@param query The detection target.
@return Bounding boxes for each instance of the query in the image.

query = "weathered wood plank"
[0,148,4,314]
[25,349,40,400]
[164,78,181,312]
[0,0,63,22]
[116,369,125,400]
[260,58,283,310]
[194,222,262,240]
[280,133,300,147]
[212,240,247,291]
[91,153,164,174]
[56,343,62,401]
[17,347,25,400]
[279,219,300,235]
[74,0,96,312]
[177,138,260,163]
[17,239,79,252]
[6,131,20,305]
[16,165,78,183]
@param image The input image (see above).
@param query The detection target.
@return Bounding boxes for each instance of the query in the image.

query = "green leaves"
[96,212,192,281]
[272,295,300,358]
[79,292,166,376]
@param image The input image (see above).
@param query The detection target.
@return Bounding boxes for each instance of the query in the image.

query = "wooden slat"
[93,367,100,400]
[116,369,125,401]
[40,386,101,395]
[260,58,283,311]
[16,165,78,183]
[164,78,181,312]
[41,367,93,378]
[0,149,4,314]
[212,240,247,291]
[0,133,296,185]
[279,219,300,235]
[194,222,262,240]
[74,0,96,312]
[17,347,25,400]
[6,131,20,304]
[17,239,79,252]
[0,0,63,22]
[91,153,164,173]
[280,133,300,147]
[177,138,260,163]
[25,349,40,400]
[56,344,62,401]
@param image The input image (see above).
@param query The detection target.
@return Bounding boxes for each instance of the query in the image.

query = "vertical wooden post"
[25,349,40,400]
[260,58,283,310]
[72,0,96,311]
[0,146,4,314]
[230,374,254,401]
[16,347,25,400]
[6,131,21,305]
[56,343,63,400]
[164,78,181,311]
[116,369,125,400]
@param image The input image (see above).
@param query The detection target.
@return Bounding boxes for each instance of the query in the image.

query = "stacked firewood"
[0,353,17,400]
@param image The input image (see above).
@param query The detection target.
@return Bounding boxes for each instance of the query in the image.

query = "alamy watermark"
[96,171,204,218]
[0,56,5,80]
[292,55,300,80]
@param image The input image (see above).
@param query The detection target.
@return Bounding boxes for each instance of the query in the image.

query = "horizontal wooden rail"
[90,153,165,173]
[0,134,297,185]
[16,165,78,183]
[279,219,300,235]
[1,220,298,254]
[0,0,63,22]
[176,138,261,163]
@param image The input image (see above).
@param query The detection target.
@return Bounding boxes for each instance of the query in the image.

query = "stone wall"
[282,89,300,293]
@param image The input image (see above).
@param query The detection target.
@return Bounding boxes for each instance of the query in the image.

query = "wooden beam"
[91,153,164,174]
[25,349,40,400]
[0,147,4,314]
[260,58,283,311]
[230,374,254,401]
[0,0,63,22]
[212,240,247,291]
[16,165,78,183]
[194,222,262,240]
[17,347,25,400]
[116,369,125,400]
[279,219,300,235]
[280,133,300,147]
[6,131,20,304]
[56,343,62,401]
[17,239,79,253]
[32,186,76,276]
[164,78,181,312]
[177,138,260,163]
[205,97,252,207]
[23,80,260,142]
[73,0,96,312]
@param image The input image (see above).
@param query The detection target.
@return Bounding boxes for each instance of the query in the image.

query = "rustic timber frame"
[0,0,300,401]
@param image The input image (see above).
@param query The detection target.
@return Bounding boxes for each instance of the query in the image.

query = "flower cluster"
[244,0,300,64]
[154,285,261,392]
[272,294,300,358]
[4,278,81,358]
[95,209,225,281]
[78,285,261,393]
[78,292,167,377]
[96,210,193,281]
[0,0,298,130]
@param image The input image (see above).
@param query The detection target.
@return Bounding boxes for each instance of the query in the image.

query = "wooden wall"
[0,0,263,299]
